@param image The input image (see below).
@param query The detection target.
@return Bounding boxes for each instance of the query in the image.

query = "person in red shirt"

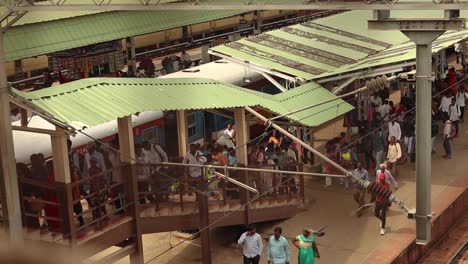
[447,67,458,96]
[375,173,390,235]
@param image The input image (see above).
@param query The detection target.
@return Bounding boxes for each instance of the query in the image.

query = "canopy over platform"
[12,77,353,129]
[210,10,468,81]
[4,10,246,61]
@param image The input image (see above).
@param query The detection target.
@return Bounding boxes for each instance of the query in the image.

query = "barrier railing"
[16,160,310,243]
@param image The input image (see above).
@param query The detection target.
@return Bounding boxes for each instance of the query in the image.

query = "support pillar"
[196,191,211,264]
[234,108,248,166]
[51,129,75,243]
[296,127,303,163]
[117,116,143,264]
[402,30,445,245]
[20,109,27,127]
[126,37,137,77]
[253,10,262,34]
[0,28,23,241]
[176,110,188,158]
[368,15,465,244]
[308,128,315,165]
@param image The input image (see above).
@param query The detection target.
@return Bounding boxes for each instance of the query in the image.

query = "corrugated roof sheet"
[211,10,468,81]
[15,78,353,129]
[4,10,246,61]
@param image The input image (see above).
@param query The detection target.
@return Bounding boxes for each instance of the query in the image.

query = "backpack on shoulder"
[450,123,457,138]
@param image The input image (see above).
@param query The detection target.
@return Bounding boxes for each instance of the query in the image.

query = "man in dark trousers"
[375,173,390,236]
[238,224,263,264]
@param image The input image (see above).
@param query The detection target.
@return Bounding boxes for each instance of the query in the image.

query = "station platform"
[83,114,466,264]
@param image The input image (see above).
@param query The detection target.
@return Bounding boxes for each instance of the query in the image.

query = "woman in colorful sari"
[293,228,320,264]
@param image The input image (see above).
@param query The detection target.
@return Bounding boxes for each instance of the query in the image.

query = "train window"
[142,126,158,144]
[187,112,197,138]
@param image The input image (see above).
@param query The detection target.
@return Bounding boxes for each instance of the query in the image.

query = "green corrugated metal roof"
[4,10,246,61]
[211,10,468,81]
[15,78,353,128]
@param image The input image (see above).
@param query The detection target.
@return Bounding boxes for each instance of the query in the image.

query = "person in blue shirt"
[267,227,291,264]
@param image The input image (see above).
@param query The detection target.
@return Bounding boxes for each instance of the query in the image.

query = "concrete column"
[117,116,143,264]
[50,129,75,242]
[126,37,137,77]
[0,29,23,241]
[197,192,211,264]
[403,30,445,245]
[253,10,262,34]
[201,45,210,64]
[176,110,188,158]
[296,127,303,163]
[51,131,71,183]
[308,128,315,165]
[118,116,136,164]
[20,109,27,127]
[234,108,248,166]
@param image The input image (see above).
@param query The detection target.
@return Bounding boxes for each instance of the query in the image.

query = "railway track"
[418,210,468,264]
[447,240,467,264]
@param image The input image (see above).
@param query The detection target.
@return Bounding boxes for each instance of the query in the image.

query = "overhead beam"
[9,2,468,11]
[368,18,466,31]
[12,125,68,136]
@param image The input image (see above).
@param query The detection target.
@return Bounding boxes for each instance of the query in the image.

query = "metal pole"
[213,171,258,193]
[402,30,445,245]
[158,162,346,178]
[416,41,432,246]
[0,29,23,241]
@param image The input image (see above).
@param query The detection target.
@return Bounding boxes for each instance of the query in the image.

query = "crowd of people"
[179,123,303,199]
[322,76,466,236]
[16,139,121,232]
[238,224,320,264]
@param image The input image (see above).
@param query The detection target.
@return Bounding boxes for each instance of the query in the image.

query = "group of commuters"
[238,224,320,264]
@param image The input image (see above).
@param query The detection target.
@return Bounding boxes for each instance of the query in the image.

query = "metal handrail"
[155,161,346,178]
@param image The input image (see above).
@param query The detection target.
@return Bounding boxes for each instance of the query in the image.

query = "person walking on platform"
[353,162,369,217]
[375,172,391,235]
[386,136,402,177]
[375,163,397,191]
[267,227,291,264]
[238,224,263,264]
[293,227,320,264]
[443,120,453,159]
[373,128,386,171]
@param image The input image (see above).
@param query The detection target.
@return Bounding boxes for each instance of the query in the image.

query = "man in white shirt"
[217,123,236,149]
[455,85,467,122]
[142,141,169,198]
[85,142,107,178]
[439,92,453,122]
[454,42,462,64]
[449,98,461,138]
[182,144,208,190]
[443,120,452,159]
[386,136,402,177]
[376,163,398,191]
[388,119,402,142]
[379,100,391,122]
[142,141,168,169]
[238,224,263,264]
